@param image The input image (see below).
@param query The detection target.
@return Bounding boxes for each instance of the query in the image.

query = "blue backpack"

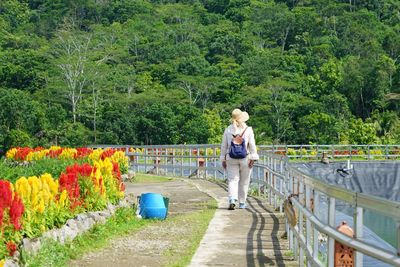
[229,127,248,159]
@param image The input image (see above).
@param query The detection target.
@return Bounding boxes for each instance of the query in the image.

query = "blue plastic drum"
[139,193,168,220]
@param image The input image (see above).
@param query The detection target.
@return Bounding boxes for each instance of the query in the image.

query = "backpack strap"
[240,127,248,137]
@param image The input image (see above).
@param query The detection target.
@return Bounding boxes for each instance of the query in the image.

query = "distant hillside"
[0,0,399,148]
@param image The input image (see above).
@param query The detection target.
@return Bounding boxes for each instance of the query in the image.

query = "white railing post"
[213,146,217,179]
[173,147,176,176]
[197,146,200,178]
[313,191,320,263]
[298,178,305,267]
[279,177,283,213]
[189,147,192,177]
[368,145,371,160]
[354,203,364,267]
[180,146,184,177]
[328,196,336,267]
[156,147,159,175]
[397,221,400,260]
[305,185,312,267]
[144,147,148,173]
[386,144,389,160]
[269,171,273,206]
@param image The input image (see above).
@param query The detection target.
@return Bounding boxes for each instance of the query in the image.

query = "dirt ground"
[69,179,213,267]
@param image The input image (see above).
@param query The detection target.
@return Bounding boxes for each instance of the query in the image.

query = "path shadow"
[207,179,288,266]
[246,197,286,267]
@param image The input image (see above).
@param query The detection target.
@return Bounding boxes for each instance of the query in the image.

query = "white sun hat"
[230,108,249,123]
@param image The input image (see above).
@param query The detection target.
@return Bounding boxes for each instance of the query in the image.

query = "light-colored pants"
[226,158,252,203]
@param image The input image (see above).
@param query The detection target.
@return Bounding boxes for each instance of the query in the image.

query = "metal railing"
[91,144,400,161]
[258,144,400,161]
[91,144,400,266]
[262,152,400,267]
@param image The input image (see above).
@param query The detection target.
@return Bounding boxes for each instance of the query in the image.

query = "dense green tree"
[136,103,179,145]
[298,112,340,144]
[0,49,48,92]
[0,89,43,148]
[348,118,379,144]
[1,0,400,148]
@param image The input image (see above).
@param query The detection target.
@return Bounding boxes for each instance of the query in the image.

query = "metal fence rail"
[91,144,400,160]
[91,144,400,266]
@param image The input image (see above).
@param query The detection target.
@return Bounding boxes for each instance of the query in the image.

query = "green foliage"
[1,0,400,147]
[348,118,379,144]
[298,112,340,144]
[58,122,92,147]
[0,158,82,184]
[5,129,33,148]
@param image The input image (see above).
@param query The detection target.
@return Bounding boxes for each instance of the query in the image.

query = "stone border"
[4,195,136,267]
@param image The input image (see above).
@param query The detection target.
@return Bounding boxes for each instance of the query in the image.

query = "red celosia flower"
[0,180,13,209]
[6,241,17,256]
[75,147,93,159]
[112,162,121,181]
[81,163,93,177]
[9,194,24,230]
[59,172,80,200]
[99,178,104,194]
[46,148,63,158]
[100,149,116,160]
[60,163,97,210]
[34,147,44,152]
[14,147,34,161]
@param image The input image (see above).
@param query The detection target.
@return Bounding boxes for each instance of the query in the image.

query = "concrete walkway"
[72,178,296,267]
[189,179,297,267]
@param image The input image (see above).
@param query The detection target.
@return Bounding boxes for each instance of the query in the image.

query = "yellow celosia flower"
[28,176,42,203]
[15,176,31,202]
[35,198,45,213]
[1,259,5,267]
[59,148,78,160]
[6,148,17,160]
[110,151,129,171]
[41,186,50,206]
[94,158,113,178]
[26,151,35,161]
[32,149,48,161]
[49,146,61,151]
[58,190,68,208]
[40,173,58,197]
[89,149,103,162]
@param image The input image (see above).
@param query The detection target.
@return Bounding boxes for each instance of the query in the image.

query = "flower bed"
[0,147,129,264]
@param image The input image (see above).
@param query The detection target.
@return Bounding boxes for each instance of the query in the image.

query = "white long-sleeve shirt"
[220,123,259,162]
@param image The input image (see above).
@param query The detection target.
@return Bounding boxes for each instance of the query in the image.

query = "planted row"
[0,147,128,263]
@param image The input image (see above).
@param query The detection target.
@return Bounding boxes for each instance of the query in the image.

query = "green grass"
[134,173,174,183]
[164,199,217,267]
[21,207,154,267]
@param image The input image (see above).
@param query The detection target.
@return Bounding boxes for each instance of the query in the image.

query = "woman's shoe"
[239,203,247,209]
[228,199,236,210]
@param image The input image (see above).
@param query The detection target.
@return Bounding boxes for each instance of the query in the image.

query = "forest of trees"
[1,0,400,149]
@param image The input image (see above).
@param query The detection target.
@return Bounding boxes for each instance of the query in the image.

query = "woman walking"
[220,109,259,210]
